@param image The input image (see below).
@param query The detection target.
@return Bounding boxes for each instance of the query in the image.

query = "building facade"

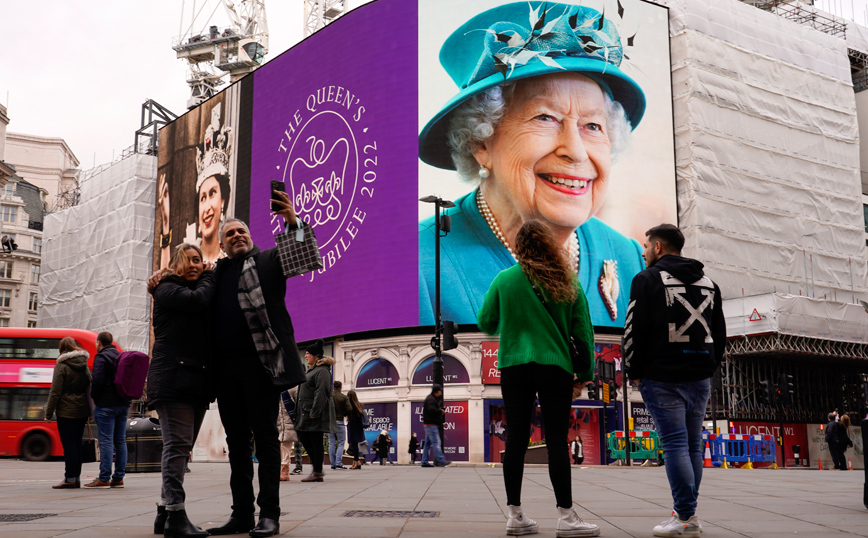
[4,132,79,212]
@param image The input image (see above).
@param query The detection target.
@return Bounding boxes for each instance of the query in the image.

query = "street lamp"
[420,195,455,427]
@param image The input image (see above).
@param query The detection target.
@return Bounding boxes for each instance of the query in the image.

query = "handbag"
[80,424,100,464]
[361,411,371,428]
[524,272,590,375]
[276,220,324,277]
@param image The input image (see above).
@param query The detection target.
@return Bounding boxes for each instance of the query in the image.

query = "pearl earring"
[479,165,490,179]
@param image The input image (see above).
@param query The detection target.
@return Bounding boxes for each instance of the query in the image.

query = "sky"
[0,0,369,170]
[0,0,865,171]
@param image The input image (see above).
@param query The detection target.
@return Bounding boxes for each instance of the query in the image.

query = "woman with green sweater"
[478,221,598,538]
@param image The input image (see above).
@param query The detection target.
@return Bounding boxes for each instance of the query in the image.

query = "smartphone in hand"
[270,180,285,212]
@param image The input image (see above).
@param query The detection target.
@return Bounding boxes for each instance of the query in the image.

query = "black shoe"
[163,509,208,538]
[291,466,303,475]
[249,518,279,537]
[434,460,451,467]
[154,505,167,534]
[206,516,255,535]
[420,463,434,467]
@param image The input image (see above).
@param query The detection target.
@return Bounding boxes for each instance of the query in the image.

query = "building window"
[1,183,15,197]
[1,205,17,223]
[0,319,9,328]
[33,238,42,254]
[26,320,37,328]
[28,292,37,311]
[0,290,11,308]
[0,261,12,279]
[30,265,39,283]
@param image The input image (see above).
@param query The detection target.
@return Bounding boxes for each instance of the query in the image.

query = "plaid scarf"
[238,256,285,376]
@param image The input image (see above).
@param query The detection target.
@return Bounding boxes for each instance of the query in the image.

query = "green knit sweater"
[477,264,595,381]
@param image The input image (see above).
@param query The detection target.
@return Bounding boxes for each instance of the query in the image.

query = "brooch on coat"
[599,260,619,321]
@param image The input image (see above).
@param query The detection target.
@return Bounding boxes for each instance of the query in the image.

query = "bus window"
[0,387,49,420]
[0,338,61,360]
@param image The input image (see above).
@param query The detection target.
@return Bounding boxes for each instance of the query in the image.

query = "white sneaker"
[506,506,539,536]
[556,507,600,537]
[653,512,700,537]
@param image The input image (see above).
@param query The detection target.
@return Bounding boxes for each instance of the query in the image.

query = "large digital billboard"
[155,0,675,342]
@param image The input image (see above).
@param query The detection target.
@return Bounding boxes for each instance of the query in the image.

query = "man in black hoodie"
[623,224,725,538]
[84,332,129,489]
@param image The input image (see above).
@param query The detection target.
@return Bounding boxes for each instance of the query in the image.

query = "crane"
[173,0,269,109]
[304,0,348,37]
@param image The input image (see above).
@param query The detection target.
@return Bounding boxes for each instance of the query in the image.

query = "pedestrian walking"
[45,337,92,490]
[287,387,303,475]
[277,390,297,481]
[835,414,854,470]
[84,331,130,490]
[408,432,419,464]
[295,340,337,482]
[375,430,390,465]
[419,384,450,468]
[148,243,215,537]
[571,437,584,466]
[346,390,367,470]
[826,412,846,470]
[623,224,726,538]
[329,380,351,469]
[477,220,598,537]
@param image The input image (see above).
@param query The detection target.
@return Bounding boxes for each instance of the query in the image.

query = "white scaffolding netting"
[660,0,868,304]
[39,154,156,352]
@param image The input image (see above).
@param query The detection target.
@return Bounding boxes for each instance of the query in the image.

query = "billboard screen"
[155,0,675,342]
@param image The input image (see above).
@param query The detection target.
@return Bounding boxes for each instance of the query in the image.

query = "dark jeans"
[94,405,129,482]
[501,363,574,508]
[216,366,281,520]
[639,378,711,520]
[56,416,88,481]
[298,430,325,473]
[829,443,847,469]
[155,402,206,510]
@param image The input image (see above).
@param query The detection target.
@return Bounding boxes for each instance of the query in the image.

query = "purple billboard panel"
[363,402,397,462]
[411,400,469,462]
[250,0,419,341]
[411,354,469,385]
[356,358,399,389]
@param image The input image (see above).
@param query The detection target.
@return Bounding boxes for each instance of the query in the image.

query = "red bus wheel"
[21,431,51,461]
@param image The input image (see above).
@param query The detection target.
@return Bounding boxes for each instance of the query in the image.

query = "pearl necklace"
[476,189,579,273]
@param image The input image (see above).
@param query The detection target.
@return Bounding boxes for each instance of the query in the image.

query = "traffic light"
[441,320,458,351]
[587,380,598,400]
[758,380,772,405]
[608,381,617,401]
[778,373,794,405]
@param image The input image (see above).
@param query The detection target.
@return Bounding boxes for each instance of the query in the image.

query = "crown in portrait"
[196,102,233,192]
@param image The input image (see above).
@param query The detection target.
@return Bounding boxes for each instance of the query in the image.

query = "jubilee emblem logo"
[274,85,377,282]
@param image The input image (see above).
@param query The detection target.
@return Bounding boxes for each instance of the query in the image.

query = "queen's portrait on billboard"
[419,1,648,328]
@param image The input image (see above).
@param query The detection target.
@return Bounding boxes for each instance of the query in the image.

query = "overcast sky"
[0,0,864,171]
[0,0,370,170]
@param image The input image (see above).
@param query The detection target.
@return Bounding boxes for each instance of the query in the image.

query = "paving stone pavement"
[0,459,866,537]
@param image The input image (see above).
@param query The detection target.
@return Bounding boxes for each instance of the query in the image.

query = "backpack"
[113,351,150,400]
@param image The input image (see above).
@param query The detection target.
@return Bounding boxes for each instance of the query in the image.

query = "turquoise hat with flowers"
[419,1,647,170]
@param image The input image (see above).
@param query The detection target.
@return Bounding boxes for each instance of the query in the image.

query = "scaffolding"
[304,0,347,37]
[742,0,847,37]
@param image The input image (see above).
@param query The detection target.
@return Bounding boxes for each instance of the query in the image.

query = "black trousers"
[501,363,574,508]
[297,430,326,473]
[56,416,87,480]
[216,364,281,520]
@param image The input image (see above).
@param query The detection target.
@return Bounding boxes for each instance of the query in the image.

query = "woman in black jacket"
[148,243,215,538]
[346,390,366,470]
[295,339,336,482]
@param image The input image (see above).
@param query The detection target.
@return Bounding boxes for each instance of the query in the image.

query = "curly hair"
[514,220,578,304]
[168,243,203,278]
[446,80,632,182]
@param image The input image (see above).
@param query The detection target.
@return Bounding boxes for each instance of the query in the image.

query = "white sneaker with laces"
[653,512,701,537]
[505,505,538,536]
[556,506,600,537]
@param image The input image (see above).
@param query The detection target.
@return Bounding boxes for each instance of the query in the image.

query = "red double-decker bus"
[0,328,119,460]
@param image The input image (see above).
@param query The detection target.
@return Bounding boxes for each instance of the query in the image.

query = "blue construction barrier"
[712,433,776,467]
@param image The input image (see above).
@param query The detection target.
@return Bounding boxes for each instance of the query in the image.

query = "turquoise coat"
[418,190,645,328]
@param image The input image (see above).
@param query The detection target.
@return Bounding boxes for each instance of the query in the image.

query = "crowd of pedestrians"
[41,179,828,538]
